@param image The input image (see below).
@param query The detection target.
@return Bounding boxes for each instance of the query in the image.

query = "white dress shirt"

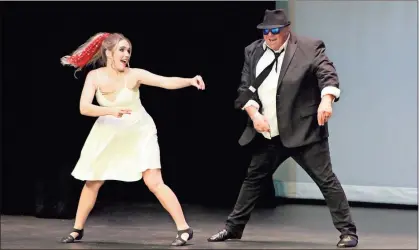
[243,36,341,140]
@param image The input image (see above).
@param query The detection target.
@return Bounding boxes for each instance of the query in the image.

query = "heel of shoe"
[171,227,193,246]
[60,228,84,243]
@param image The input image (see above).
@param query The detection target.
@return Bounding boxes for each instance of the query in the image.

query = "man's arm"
[312,40,341,103]
[236,47,262,119]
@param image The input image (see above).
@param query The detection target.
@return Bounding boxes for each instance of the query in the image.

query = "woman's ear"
[105,50,112,58]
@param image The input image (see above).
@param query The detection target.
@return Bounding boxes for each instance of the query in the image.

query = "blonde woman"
[59,32,205,246]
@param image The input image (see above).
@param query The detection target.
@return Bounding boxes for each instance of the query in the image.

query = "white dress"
[71,72,161,182]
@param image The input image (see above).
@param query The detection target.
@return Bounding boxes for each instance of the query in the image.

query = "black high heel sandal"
[171,227,193,246]
[60,228,84,243]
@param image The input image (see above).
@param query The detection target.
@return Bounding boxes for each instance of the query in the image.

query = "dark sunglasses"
[263,27,281,35]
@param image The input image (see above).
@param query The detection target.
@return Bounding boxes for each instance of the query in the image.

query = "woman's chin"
[116,66,126,72]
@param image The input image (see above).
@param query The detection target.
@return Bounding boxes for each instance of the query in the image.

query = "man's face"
[263,26,289,51]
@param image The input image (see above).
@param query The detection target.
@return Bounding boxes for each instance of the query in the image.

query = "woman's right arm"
[79,71,114,117]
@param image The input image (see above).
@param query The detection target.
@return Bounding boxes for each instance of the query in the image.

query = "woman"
[59,32,205,246]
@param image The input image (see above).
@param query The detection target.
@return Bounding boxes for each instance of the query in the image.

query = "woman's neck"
[104,64,124,77]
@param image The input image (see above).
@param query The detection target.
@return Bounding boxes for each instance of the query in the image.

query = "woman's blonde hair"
[61,32,131,78]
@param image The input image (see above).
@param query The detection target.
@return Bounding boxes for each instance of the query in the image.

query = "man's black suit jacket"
[236,33,340,148]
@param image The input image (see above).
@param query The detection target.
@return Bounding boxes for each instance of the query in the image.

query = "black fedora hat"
[257,9,291,29]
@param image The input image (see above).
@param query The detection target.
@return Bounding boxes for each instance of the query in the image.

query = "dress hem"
[71,167,161,182]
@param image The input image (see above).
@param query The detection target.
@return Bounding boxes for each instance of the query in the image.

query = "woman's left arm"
[131,68,205,90]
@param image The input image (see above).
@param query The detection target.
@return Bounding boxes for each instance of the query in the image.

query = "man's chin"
[267,43,280,51]
[272,45,281,51]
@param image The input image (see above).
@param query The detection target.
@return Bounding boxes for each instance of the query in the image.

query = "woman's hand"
[110,108,132,118]
[189,75,206,90]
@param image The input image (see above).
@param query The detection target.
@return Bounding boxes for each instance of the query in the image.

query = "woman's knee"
[85,180,105,191]
[143,169,164,193]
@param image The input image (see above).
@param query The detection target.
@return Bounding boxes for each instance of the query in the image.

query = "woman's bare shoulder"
[127,68,144,87]
[91,67,106,76]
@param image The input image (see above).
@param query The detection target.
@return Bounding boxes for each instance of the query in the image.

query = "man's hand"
[251,112,270,133]
[318,94,334,126]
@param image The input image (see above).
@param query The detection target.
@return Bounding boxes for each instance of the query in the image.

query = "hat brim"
[256,22,291,30]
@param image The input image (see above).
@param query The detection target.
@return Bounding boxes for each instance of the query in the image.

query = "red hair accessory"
[61,32,111,68]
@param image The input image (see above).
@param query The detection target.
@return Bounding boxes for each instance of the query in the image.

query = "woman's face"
[109,39,131,71]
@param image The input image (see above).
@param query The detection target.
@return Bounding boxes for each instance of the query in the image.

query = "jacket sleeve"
[236,46,262,110]
[312,40,341,102]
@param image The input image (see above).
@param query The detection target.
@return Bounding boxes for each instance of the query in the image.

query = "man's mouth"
[269,38,278,42]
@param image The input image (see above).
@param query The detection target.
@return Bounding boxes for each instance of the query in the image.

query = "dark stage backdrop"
[1,1,276,217]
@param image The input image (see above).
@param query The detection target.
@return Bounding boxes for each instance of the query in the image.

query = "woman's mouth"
[120,59,128,66]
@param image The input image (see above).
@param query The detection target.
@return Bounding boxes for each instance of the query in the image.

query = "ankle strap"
[177,228,192,233]
[72,228,83,233]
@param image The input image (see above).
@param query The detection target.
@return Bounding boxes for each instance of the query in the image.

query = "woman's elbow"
[79,104,89,115]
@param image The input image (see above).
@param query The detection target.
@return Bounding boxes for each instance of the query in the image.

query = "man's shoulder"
[294,34,324,48]
[244,39,264,52]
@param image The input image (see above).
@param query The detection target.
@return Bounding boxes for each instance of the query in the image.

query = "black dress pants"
[225,135,357,238]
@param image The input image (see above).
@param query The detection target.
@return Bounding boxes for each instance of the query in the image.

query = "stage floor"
[1,202,417,249]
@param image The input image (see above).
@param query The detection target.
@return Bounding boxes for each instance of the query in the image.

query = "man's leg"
[208,136,290,241]
[291,138,358,247]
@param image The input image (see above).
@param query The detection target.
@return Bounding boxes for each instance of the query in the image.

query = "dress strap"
[124,74,128,88]
[95,70,102,89]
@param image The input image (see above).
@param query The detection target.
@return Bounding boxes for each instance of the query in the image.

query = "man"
[207,9,358,248]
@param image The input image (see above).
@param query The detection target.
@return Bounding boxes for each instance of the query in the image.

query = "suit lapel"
[252,41,265,79]
[277,34,297,85]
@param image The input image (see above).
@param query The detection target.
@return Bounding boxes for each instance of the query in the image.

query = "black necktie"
[269,48,284,73]
[234,47,285,109]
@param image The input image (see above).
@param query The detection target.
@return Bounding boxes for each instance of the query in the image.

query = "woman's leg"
[61,180,104,242]
[143,169,189,230]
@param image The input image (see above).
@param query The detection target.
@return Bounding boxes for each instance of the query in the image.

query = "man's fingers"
[323,111,332,123]
[318,111,323,126]
[254,119,271,133]
[322,112,327,124]
[255,125,270,133]
[324,112,329,123]
[262,121,270,132]
[318,110,332,126]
